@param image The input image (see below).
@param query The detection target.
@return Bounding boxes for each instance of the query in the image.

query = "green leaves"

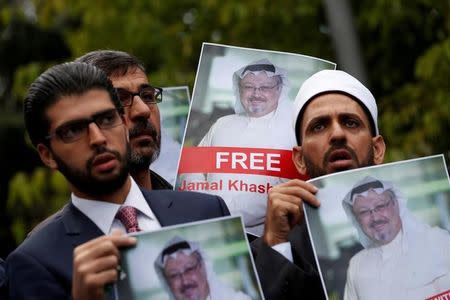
[7,168,69,243]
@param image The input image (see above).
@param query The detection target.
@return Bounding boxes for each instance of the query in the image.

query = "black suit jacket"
[150,170,173,190]
[0,258,5,298]
[6,189,229,299]
[251,223,326,300]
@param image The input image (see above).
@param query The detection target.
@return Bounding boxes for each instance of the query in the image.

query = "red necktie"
[116,206,141,233]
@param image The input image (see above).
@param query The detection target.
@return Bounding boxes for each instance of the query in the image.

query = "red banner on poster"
[178,146,307,180]
[426,290,450,300]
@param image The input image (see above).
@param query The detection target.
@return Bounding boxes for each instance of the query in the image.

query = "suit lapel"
[61,202,117,300]
[62,202,104,247]
[141,190,174,227]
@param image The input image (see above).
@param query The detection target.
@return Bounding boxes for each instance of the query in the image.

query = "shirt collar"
[71,177,156,234]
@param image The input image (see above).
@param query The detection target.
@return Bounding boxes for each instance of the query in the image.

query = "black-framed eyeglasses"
[45,108,123,143]
[115,85,162,107]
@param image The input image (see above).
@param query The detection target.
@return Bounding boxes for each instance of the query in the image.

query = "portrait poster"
[151,86,190,187]
[115,216,264,300]
[304,155,450,300]
[176,42,336,236]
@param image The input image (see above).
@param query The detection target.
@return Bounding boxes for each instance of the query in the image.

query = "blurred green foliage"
[7,168,69,244]
[0,0,448,253]
[353,1,450,161]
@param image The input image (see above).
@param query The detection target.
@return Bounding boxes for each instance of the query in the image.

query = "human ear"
[37,143,58,170]
[372,135,386,165]
[292,145,308,175]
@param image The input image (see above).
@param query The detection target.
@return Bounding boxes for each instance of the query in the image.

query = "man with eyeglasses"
[341,176,450,300]
[194,58,296,236]
[76,50,171,191]
[154,236,250,300]
[5,62,230,299]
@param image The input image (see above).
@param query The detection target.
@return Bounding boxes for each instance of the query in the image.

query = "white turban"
[292,70,379,143]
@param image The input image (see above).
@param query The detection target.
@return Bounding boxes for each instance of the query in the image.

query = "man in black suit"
[251,70,386,299]
[5,62,229,300]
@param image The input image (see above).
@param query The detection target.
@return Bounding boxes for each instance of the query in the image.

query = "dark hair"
[75,50,145,77]
[24,62,124,147]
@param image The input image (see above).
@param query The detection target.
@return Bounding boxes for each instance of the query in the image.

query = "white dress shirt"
[272,242,294,262]
[72,177,161,234]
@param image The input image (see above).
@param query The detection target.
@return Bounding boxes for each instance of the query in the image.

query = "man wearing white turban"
[197,58,296,236]
[154,236,250,300]
[251,69,386,299]
[342,176,450,300]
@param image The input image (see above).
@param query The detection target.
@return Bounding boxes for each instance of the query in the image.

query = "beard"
[247,96,266,114]
[303,142,375,178]
[52,144,130,196]
[128,118,161,171]
[244,96,275,117]
[369,219,391,243]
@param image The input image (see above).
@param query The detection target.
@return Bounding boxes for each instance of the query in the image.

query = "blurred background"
[0,0,449,259]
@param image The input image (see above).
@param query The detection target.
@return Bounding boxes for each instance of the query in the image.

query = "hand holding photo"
[116,216,264,300]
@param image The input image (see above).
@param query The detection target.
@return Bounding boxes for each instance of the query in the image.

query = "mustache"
[323,143,357,163]
[369,219,388,228]
[180,282,198,293]
[129,119,158,139]
[87,146,121,168]
[248,96,266,102]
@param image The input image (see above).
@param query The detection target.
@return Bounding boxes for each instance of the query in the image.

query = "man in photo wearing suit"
[5,62,229,300]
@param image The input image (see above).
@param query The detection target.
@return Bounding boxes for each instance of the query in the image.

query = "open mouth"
[328,149,352,163]
[91,153,117,172]
[325,148,355,171]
